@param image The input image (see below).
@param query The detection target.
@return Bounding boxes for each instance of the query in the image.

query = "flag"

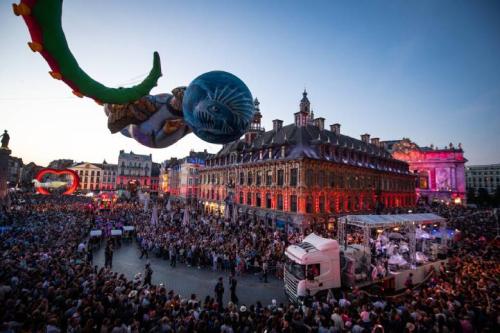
[232,204,238,224]
[182,207,189,225]
[150,204,158,225]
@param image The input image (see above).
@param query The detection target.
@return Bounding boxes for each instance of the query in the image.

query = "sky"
[1,0,499,166]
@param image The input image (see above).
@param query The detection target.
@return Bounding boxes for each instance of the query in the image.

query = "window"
[329,172,335,187]
[277,170,284,186]
[306,169,314,187]
[318,171,325,187]
[247,172,253,186]
[256,193,262,207]
[246,192,252,205]
[277,194,283,210]
[290,195,297,212]
[281,146,286,158]
[256,171,262,186]
[306,263,320,280]
[266,171,272,186]
[290,168,298,186]
[239,192,243,204]
[306,196,313,213]
[319,196,325,213]
[266,193,272,208]
[329,197,336,213]
[239,172,244,185]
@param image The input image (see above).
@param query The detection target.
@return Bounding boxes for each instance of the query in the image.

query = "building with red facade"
[163,150,213,202]
[383,139,466,204]
[199,91,416,230]
[116,150,153,192]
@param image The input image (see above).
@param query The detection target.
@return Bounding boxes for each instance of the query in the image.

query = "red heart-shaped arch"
[34,168,80,195]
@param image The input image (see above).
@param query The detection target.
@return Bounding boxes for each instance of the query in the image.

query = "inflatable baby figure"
[13,0,255,148]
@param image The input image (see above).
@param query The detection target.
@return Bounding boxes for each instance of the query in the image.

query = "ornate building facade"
[116,150,153,192]
[7,156,23,187]
[383,139,466,204]
[163,150,213,202]
[199,92,416,230]
[70,163,104,192]
[98,161,117,191]
[466,164,500,195]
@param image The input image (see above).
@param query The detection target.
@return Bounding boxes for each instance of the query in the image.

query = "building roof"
[341,213,445,228]
[118,150,152,162]
[95,163,117,170]
[151,163,161,177]
[383,138,464,154]
[212,123,408,174]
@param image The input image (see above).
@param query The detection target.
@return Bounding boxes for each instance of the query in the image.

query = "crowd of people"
[132,202,301,278]
[0,194,498,332]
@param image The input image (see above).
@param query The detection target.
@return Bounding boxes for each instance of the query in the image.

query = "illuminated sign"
[33,168,80,195]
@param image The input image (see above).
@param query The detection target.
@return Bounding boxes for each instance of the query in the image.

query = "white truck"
[284,233,371,302]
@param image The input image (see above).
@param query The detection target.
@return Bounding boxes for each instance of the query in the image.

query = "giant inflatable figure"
[13,0,255,148]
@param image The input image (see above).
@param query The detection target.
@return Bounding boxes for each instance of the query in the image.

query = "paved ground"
[94,241,287,306]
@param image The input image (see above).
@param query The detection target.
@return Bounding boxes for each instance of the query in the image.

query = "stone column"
[0,148,11,204]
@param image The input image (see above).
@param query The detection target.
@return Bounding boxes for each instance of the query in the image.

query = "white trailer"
[284,233,341,303]
[284,213,449,302]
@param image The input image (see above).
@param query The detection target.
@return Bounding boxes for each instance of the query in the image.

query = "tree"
[477,188,491,207]
[466,187,476,204]
[494,186,500,207]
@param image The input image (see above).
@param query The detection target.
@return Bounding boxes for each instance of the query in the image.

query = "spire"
[252,97,262,124]
[254,98,260,112]
[245,97,263,144]
[299,89,310,114]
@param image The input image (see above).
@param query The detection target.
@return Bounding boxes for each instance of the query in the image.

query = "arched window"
[256,171,262,186]
[256,193,262,207]
[306,195,313,213]
[277,194,283,210]
[319,196,325,213]
[239,192,243,204]
[329,196,336,213]
[247,172,253,185]
[306,169,314,187]
[290,195,297,212]
[246,192,252,206]
[418,170,429,189]
[266,193,272,208]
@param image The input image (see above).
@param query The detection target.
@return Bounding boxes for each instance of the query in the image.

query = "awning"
[341,213,445,228]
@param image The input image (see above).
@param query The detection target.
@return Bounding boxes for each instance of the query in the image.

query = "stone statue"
[0,130,9,149]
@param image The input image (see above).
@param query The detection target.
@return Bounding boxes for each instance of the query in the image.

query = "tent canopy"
[340,213,445,229]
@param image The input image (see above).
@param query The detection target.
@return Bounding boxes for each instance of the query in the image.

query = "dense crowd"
[131,203,303,277]
[0,194,498,332]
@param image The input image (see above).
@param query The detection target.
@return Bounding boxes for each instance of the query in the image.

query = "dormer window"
[281,146,286,158]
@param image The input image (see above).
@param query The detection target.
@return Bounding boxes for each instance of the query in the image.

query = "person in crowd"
[144,263,153,286]
[229,274,238,304]
[261,260,268,283]
[215,276,225,308]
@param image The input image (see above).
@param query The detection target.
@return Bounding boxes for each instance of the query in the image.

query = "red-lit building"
[199,92,416,230]
[163,150,213,202]
[116,150,153,192]
[383,139,467,204]
[150,163,161,194]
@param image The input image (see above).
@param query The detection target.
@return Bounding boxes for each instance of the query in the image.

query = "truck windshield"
[285,258,306,280]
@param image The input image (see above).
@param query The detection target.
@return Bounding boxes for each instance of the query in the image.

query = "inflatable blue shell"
[183,71,255,144]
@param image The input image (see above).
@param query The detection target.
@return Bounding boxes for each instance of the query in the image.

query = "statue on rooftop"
[0,130,9,149]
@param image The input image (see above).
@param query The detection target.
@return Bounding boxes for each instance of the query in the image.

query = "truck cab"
[284,233,341,302]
